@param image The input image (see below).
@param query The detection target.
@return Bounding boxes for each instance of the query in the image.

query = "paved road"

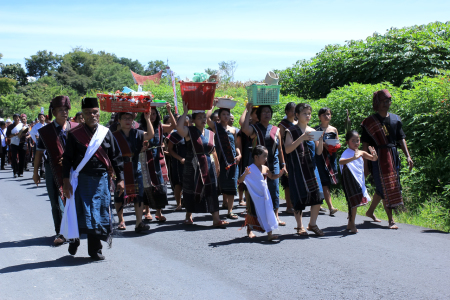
[0,165,449,300]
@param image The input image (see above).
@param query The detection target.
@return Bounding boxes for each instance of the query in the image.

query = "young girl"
[239,145,285,241]
[339,130,378,233]
[315,107,340,216]
[284,103,325,236]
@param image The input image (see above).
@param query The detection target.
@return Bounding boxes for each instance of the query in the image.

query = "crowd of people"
[0,88,414,260]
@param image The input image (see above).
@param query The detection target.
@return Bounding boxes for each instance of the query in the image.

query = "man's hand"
[63,179,73,199]
[116,180,125,197]
[33,172,40,186]
[407,157,414,171]
[58,157,63,166]
[180,158,185,164]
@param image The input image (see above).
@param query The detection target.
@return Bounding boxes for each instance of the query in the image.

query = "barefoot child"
[339,130,378,233]
[239,145,285,241]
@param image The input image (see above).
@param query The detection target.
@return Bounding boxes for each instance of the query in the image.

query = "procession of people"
[0,88,414,260]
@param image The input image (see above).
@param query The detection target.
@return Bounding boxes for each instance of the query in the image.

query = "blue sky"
[1,0,449,81]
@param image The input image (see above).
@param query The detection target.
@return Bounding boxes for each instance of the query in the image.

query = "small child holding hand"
[339,130,378,233]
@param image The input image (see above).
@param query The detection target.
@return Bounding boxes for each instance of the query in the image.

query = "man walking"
[62,97,124,260]
[33,96,79,245]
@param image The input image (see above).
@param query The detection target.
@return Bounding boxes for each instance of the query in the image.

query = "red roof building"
[130,70,163,85]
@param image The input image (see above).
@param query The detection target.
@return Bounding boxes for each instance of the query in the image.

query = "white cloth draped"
[10,123,23,146]
[29,122,44,143]
[244,164,278,233]
[339,149,371,202]
[60,125,110,239]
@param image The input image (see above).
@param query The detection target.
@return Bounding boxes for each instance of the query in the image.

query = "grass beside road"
[279,187,450,232]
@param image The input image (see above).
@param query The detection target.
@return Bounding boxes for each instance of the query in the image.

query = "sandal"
[238,200,246,206]
[117,222,126,230]
[285,208,295,215]
[227,213,238,219]
[155,215,167,222]
[213,220,229,228]
[295,227,308,236]
[183,219,194,225]
[319,206,327,212]
[145,214,153,221]
[175,205,183,211]
[278,220,286,226]
[307,224,324,236]
[329,208,338,216]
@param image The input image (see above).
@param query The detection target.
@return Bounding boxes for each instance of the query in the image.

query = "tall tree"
[25,50,62,78]
[218,60,238,83]
[145,60,167,76]
[204,68,218,76]
[0,63,27,86]
[114,57,145,74]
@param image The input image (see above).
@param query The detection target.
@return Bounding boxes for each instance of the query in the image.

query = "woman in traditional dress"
[278,102,297,215]
[113,112,154,233]
[339,130,378,233]
[176,102,229,228]
[167,115,189,211]
[284,103,325,236]
[314,107,340,216]
[237,105,259,206]
[241,103,287,226]
[239,145,284,241]
[139,103,176,222]
[206,100,241,219]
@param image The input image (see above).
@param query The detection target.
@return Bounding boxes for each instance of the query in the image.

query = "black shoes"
[89,250,105,261]
[135,222,150,233]
[68,239,80,255]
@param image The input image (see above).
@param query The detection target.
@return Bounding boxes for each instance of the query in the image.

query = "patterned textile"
[112,130,138,202]
[166,131,186,187]
[361,115,403,208]
[214,122,236,172]
[278,119,294,189]
[314,127,338,186]
[286,126,322,211]
[341,165,369,215]
[38,121,79,200]
[140,124,169,209]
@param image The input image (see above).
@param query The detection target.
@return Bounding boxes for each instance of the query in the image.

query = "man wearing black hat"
[33,96,79,245]
[62,97,124,260]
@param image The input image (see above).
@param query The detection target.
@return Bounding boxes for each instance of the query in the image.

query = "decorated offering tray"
[97,92,154,113]
[217,96,237,109]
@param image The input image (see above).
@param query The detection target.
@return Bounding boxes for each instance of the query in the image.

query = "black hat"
[82,97,99,109]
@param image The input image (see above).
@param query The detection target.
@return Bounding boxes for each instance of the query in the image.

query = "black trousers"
[10,144,26,175]
[0,146,6,169]
[87,234,103,257]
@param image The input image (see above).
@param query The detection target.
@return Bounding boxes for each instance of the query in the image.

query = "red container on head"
[179,81,217,111]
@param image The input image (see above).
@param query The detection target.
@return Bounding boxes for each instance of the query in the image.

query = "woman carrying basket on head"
[176,102,229,228]
[139,103,176,223]
[206,99,242,220]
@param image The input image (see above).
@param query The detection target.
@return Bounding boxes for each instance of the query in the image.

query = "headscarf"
[372,89,391,111]
[49,96,71,120]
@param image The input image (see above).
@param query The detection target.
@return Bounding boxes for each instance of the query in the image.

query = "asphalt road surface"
[1,165,449,300]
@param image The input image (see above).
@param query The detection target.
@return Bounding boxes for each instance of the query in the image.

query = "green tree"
[0,63,27,86]
[89,63,135,91]
[0,77,17,95]
[145,60,167,76]
[278,21,450,99]
[218,60,237,83]
[0,93,30,117]
[25,50,62,78]
[113,57,145,74]
[204,68,218,76]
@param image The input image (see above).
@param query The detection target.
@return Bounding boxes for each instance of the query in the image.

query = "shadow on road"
[0,236,55,249]
[0,256,95,274]
[421,229,449,234]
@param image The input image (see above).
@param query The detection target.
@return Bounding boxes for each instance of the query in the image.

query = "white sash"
[243,164,278,233]
[60,125,110,239]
